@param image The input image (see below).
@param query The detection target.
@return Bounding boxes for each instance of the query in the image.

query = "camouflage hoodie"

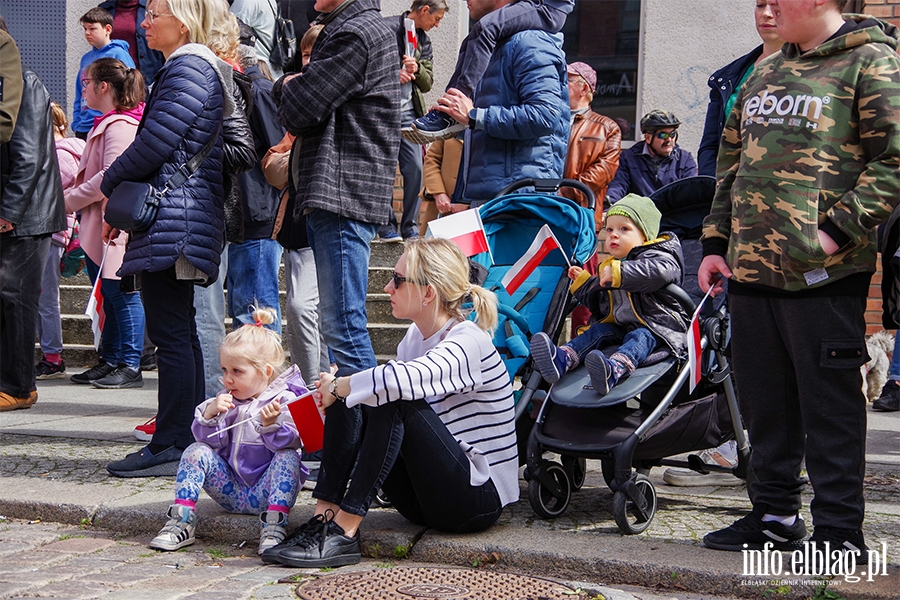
[702,16,900,292]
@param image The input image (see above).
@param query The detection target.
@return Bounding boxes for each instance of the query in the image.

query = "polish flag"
[86,273,105,350]
[85,246,108,349]
[426,209,490,258]
[501,224,566,295]
[686,313,702,393]
[404,18,417,56]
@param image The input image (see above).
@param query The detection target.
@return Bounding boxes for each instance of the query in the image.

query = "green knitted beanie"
[606,193,661,240]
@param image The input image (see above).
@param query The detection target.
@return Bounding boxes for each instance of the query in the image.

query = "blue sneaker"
[406,110,467,144]
[379,230,401,242]
[530,332,569,384]
[584,350,618,395]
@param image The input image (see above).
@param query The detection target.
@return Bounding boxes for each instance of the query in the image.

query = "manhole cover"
[296,567,578,599]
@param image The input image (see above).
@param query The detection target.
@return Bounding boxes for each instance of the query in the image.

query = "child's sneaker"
[258,510,289,555]
[35,358,66,380]
[408,110,466,143]
[149,504,196,551]
[530,332,569,384]
[584,350,618,395]
[133,416,157,442]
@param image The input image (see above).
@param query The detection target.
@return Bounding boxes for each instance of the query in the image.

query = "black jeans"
[313,400,503,534]
[141,267,205,449]
[730,294,868,530]
[0,234,50,397]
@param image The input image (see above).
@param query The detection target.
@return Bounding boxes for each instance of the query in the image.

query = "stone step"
[58,284,290,315]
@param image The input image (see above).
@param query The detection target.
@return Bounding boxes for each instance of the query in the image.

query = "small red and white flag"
[501,224,568,295]
[404,18,417,56]
[85,245,109,350]
[686,286,715,392]
[426,209,491,259]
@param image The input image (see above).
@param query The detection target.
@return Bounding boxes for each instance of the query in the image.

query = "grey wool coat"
[275,0,400,225]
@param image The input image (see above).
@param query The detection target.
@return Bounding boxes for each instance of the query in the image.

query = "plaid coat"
[278,0,400,225]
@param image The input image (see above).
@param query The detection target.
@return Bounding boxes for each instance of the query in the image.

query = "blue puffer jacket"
[605,142,697,204]
[454,30,569,204]
[101,45,227,283]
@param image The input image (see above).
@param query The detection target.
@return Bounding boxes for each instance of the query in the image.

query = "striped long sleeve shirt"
[346,319,519,507]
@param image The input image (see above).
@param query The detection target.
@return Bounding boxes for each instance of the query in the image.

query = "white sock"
[762,513,798,526]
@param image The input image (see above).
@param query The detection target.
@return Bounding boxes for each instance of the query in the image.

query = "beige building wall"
[68,0,105,122]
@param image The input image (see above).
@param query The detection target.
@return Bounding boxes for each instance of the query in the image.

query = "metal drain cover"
[296,567,577,599]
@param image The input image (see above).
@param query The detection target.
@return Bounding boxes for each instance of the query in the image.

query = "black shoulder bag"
[105,133,218,233]
[267,0,296,70]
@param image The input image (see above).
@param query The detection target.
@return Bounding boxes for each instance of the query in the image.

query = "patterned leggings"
[174,442,303,514]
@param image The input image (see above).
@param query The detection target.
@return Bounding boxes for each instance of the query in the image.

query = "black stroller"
[523,176,751,534]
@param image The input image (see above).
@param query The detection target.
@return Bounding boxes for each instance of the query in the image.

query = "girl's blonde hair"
[206,0,240,63]
[50,102,68,136]
[404,237,498,333]
[219,306,286,383]
[167,0,216,46]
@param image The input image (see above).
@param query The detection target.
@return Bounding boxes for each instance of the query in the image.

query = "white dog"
[863,330,895,402]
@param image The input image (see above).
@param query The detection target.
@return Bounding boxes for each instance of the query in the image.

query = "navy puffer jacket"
[101,48,226,283]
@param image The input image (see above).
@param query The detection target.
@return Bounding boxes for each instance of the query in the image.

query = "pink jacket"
[54,137,86,248]
[65,111,140,279]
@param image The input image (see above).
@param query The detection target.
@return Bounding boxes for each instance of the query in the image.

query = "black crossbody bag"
[105,133,218,232]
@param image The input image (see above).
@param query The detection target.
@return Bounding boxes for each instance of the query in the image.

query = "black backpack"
[267,0,296,69]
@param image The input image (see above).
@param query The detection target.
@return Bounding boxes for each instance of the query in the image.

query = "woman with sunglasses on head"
[604,109,697,205]
[262,237,518,569]
[100,0,235,478]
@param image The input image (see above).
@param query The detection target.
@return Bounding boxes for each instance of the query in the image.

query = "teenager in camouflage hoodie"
[699,0,900,560]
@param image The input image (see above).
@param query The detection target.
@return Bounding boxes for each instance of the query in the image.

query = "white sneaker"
[149,504,196,551]
[663,443,743,487]
[258,510,289,555]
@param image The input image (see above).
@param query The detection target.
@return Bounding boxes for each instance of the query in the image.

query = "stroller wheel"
[562,456,587,490]
[612,473,657,535]
[372,489,392,508]
[528,461,571,519]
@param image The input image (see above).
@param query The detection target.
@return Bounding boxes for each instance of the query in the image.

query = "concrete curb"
[1,480,896,600]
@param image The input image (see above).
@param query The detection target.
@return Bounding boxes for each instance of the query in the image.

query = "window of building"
[561,0,640,141]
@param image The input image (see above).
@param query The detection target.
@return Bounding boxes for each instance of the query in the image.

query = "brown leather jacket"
[561,109,621,226]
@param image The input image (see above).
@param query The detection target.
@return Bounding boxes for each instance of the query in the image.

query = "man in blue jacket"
[434,0,568,208]
[605,110,697,206]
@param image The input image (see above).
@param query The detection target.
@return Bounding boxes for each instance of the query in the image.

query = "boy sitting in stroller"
[530,194,690,395]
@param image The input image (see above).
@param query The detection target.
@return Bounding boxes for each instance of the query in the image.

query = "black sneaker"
[404,110,466,144]
[35,358,66,380]
[140,352,158,372]
[872,381,900,411]
[276,516,360,568]
[106,445,182,478]
[260,513,331,565]
[703,510,807,552]
[92,366,144,389]
[794,527,867,576]
[70,362,115,384]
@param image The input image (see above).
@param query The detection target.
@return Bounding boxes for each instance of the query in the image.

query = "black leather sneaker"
[276,517,361,568]
[260,513,330,565]
[703,510,807,552]
[70,362,115,384]
[92,366,144,389]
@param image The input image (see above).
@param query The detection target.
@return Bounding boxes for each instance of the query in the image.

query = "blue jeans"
[85,256,145,369]
[38,244,64,355]
[381,112,423,239]
[227,238,283,336]
[193,248,227,399]
[889,333,900,382]
[305,209,377,376]
[567,323,658,369]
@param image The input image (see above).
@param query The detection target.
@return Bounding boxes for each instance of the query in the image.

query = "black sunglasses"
[392,271,424,288]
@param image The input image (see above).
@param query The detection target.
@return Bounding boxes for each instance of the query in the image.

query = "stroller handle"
[659,283,697,316]
[495,178,596,210]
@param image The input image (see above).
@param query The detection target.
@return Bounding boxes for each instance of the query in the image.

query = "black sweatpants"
[729,294,867,531]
